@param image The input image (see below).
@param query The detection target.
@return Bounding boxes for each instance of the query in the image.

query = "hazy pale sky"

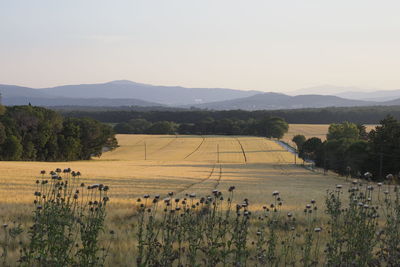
[1,0,400,92]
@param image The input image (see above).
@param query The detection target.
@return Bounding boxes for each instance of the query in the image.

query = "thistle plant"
[5,170,400,266]
[19,169,109,267]
[325,181,379,266]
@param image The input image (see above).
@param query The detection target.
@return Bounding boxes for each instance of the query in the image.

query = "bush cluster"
[0,106,117,161]
[296,116,400,180]
[115,117,289,138]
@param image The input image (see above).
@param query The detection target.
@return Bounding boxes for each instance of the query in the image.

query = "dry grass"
[0,134,351,265]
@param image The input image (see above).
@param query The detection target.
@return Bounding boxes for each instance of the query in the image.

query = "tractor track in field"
[184,136,205,159]
[175,162,222,194]
[149,135,178,155]
[235,137,247,163]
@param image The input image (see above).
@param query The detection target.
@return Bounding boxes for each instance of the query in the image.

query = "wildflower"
[311,199,316,204]
[364,172,372,180]
[377,182,382,187]
[89,184,100,189]
[189,193,196,198]
[314,227,322,233]
[306,204,311,209]
[287,212,293,218]
[228,186,235,192]
[168,192,174,196]
[143,194,150,199]
[336,184,343,189]
[272,191,279,196]
[367,185,374,191]
[3,224,7,228]
[40,170,46,175]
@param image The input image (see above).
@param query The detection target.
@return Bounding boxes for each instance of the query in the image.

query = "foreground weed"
[4,170,400,266]
[18,169,109,267]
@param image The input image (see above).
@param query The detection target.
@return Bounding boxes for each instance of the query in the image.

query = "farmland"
[0,134,345,211]
[3,124,394,266]
[0,130,353,264]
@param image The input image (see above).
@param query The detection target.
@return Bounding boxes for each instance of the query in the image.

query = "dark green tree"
[292,134,306,151]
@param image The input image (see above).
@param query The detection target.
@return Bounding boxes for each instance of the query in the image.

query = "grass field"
[0,129,355,265]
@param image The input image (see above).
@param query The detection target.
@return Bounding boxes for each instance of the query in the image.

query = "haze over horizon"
[1,0,399,93]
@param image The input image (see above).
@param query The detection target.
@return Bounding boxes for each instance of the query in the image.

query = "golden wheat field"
[0,128,354,265]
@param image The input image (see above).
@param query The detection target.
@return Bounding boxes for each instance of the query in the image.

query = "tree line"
[60,105,400,124]
[0,105,117,161]
[293,116,400,180]
[115,117,289,138]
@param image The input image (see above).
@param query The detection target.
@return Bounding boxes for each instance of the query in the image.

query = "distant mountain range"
[38,80,261,105]
[289,85,400,102]
[1,81,400,111]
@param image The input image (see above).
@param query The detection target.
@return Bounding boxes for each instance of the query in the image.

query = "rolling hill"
[2,81,400,110]
[38,80,262,105]
[191,92,376,110]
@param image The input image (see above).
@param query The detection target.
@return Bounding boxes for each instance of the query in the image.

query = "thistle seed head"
[386,174,394,180]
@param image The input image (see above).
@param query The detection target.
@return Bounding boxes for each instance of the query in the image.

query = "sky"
[1,0,400,92]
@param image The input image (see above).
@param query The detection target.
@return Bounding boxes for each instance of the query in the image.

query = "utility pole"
[144,141,147,160]
[217,144,220,163]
